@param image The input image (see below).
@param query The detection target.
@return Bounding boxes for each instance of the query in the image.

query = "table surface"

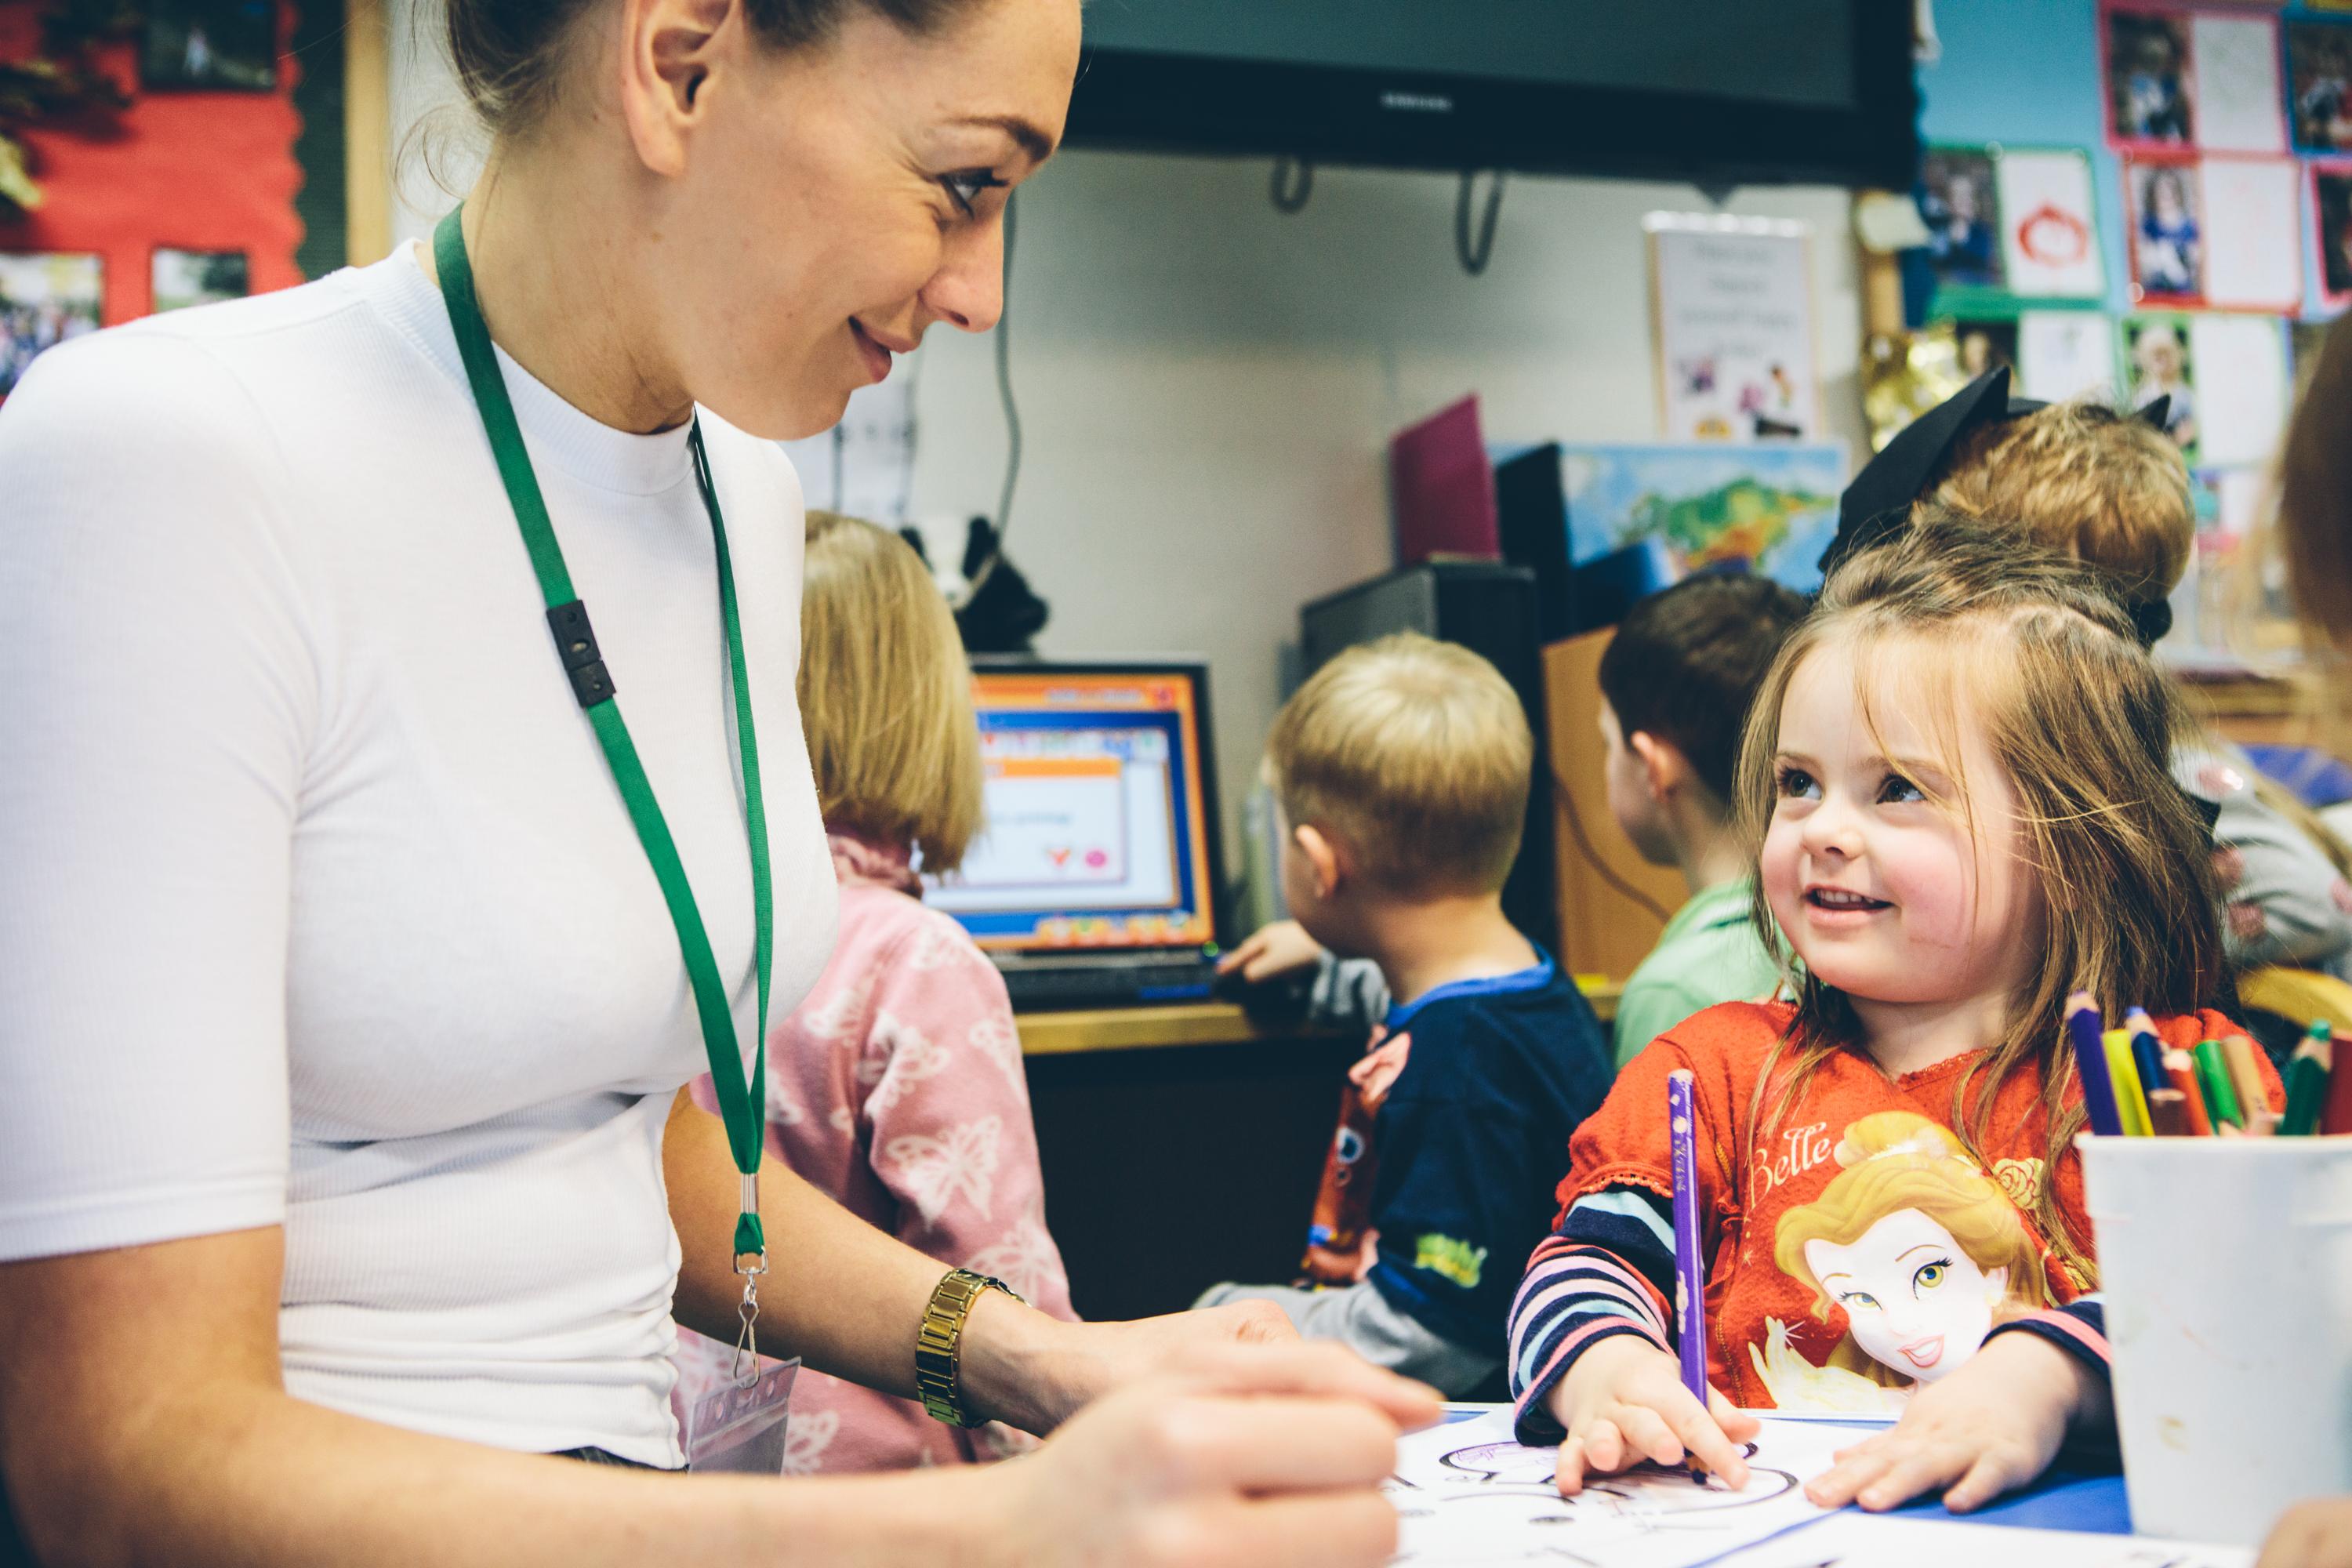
[1018,978,1623,1055]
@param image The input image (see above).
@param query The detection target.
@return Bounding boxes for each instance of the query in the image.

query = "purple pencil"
[1667,1069,1710,1415]
[2067,990,2126,1138]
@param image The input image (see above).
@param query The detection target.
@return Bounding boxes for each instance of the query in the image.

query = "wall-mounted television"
[1064,0,1918,191]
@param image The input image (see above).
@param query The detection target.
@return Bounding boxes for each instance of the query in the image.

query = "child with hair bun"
[1508,517,2285,1514]
[673,512,1076,1472]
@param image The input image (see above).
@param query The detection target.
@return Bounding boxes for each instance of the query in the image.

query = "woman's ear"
[1294,822,1343,902]
[617,0,739,177]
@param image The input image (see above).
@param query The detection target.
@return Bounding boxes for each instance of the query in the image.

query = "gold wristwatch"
[914,1267,1023,1427]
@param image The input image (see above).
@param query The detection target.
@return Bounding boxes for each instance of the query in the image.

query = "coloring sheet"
[1711,1510,2254,1568]
[1388,1408,1877,1568]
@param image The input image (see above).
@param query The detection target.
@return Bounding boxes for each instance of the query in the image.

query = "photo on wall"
[0,252,102,398]
[2288,20,2352,154]
[2127,158,2204,302]
[2123,314,2200,462]
[152,249,249,313]
[2106,5,2196,147]
[140,0,279,91]
[1953,319,2020,381]
[1918,147,2004,290]
[2316,165,2352,307]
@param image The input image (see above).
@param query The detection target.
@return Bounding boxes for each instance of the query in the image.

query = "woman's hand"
[1215,920,1325,984]
[1805,1331,2103,1512]
[2260,1499,2352,1568]
[988,1340,1440,1568]
[1545,1334,1758,1495]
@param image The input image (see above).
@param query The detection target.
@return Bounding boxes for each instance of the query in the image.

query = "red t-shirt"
[1559,1000,2278,1411]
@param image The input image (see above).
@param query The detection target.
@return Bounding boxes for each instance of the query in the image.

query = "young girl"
[673,512,1076,1472]
[1507,517,2285,1514]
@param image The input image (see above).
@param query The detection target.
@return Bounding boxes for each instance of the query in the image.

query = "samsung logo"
[1379,90,1454,113]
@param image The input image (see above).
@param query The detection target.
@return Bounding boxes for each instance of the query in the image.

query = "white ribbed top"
[0,245,837,1467]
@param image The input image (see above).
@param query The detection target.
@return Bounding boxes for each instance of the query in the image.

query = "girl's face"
[1803,1207,2009,1384]
[1760,637,2047,1018]
[2152,173,2187,223]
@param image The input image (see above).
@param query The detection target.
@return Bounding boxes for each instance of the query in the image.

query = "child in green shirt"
[1598,575,1807,1066]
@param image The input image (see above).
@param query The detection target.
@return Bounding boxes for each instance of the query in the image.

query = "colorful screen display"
[925,670,1217,952]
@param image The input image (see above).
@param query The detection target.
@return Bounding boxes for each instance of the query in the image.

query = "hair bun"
[1831,1109,1973,1171]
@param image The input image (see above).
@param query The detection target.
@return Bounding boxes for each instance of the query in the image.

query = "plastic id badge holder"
[684,1358,800,1474]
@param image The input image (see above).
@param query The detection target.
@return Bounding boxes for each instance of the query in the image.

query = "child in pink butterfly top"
[673,512,1076,1473]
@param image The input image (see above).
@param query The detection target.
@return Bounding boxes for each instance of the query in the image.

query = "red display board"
[0,0,304,324]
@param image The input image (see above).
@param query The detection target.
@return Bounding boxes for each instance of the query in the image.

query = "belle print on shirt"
[1748,1111,2053,1413]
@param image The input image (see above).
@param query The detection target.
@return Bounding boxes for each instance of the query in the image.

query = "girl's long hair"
[1735,515,2223,1285]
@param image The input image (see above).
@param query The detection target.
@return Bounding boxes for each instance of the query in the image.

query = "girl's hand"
[2259,1498,2352,1568]
[1806,1331,2104,1512]
[992,1341,1441,1568]
[1544,1334,1759,1495]
[1217,920,1324,982]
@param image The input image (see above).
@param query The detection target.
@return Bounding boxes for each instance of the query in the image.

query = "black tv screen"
[1065,0,1918,190]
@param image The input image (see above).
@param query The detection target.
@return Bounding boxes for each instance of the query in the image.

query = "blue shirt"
[1363,953,1615,1356]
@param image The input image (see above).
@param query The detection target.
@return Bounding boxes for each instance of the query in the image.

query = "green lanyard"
[433,206,775,1360]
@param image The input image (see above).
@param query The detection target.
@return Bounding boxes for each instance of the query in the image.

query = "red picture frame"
[2125,151,2208,306]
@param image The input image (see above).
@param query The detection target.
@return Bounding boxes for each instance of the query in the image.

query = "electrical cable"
[993,188,1022,550]
[1455,169,1505,276]
[1270,156,1314,214]
[1548,757,1674,926]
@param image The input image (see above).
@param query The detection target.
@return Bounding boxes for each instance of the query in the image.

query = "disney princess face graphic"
[1751,1110,2051,1412]
[1798,1205,2009,1384]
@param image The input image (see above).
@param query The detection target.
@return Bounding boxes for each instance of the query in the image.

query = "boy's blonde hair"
[799,511,983,870]
[1266,632,1533,897]
[1734,515,2223,1287]
[1924,400,2194,602]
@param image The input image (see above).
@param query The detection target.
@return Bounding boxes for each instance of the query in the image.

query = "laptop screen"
[924,663,1220,954]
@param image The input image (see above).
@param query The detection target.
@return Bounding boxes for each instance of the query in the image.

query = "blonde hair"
[799,511,983,869]
[1735,516,2223,1285]
[1924,400,2194,602]
[1266,632,1533,896]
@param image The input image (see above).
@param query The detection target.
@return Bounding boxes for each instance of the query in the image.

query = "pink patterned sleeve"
[860,911,1076,1322]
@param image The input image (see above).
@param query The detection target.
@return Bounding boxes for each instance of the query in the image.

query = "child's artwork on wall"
[140,0,280,92]
[2288,19,2352,154]
[151,249,248,313]
[2189,10,2286,154]
[1995,147,2107,298]
[2123,314,2201,459]
[1645,213,1819,444]
[2020,310,2120,402]
[2198,157,2303,311]
[2190,313,2291,466]
[1559,443,1846,594]
[2313,163,2352,309]
[1918,147,2003,291]
[2126,156,2205,302]
[0,251,101,397]
[2106,5,2198,148]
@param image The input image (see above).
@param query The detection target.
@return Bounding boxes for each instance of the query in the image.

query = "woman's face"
[646,0,1080,438]
[1803,1207,2009,1385]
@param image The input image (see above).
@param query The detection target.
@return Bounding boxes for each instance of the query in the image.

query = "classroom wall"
[382,1,1862,877]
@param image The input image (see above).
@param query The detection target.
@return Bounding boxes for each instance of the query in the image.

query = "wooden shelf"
[1017,979,1622,1056]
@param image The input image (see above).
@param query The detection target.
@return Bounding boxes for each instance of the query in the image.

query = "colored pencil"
[2195,1039,2244,1129]
[2161,1048,2214,1136]
[2147,1088,2190,1136]
[1666,1069,1711,1435]
[2066,992,2125,1138]
[2282,1022,2334,1137]
[2125,1009,2166,1115]
[2105,1029,2154,1138]
[2222,1035,2272,1121]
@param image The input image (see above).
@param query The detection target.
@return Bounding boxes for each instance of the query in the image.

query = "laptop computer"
[924,656,1227,1011]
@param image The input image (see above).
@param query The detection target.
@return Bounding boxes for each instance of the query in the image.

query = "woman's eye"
[1838,1290,1881,1312]
[1913,1259,1950,1293]
[1776,765,1820,800]
[941,170,1006,216]
[1878,774,1926,804]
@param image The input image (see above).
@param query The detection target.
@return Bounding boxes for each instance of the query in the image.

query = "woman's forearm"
[0,1230,1009,1568]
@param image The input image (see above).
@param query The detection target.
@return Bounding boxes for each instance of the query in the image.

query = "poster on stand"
[2200,156,2305,311]
[1646,212,1819,444]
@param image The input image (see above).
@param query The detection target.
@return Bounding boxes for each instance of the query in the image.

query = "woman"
[0,0,1431,1561]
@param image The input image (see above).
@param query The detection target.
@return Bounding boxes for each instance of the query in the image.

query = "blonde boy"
[1196,633,1613,1397]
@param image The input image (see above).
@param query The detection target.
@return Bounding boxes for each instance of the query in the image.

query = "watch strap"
[914,1268,1022,1427]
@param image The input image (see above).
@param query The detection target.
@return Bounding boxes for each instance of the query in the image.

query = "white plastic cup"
[2082,1134,2352,1543]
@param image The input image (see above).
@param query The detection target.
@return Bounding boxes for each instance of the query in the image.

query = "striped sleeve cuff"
[1984,1294,2110,1376]
[1504,1229,1674,1446]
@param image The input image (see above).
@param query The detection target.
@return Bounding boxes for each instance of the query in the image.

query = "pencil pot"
[2082,1136,2352,1543]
